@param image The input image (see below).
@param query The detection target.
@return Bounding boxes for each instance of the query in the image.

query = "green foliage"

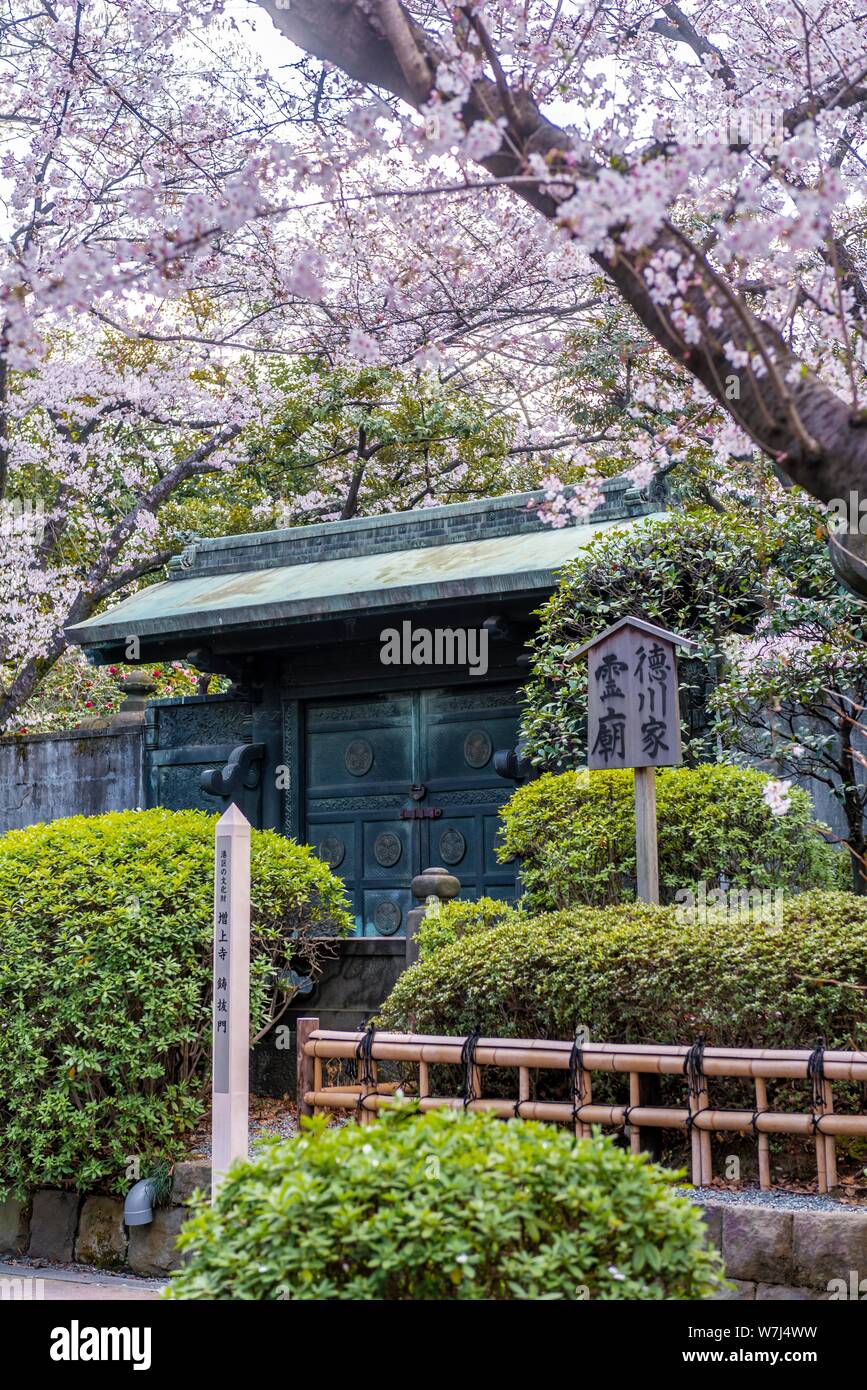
[167,1106,725,1301]
[414,896,521,961]
[519,497,867,884]
[519,506,835,768]
[521,511,769,766]
[499,765,838,911]
[379,892,867,1056]
[244,359,523,518]
[0,809,351,1197]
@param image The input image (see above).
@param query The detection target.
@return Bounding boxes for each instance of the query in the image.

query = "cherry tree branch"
[256,0,867,519]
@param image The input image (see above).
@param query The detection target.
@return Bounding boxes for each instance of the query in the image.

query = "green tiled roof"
[66,485,666,652]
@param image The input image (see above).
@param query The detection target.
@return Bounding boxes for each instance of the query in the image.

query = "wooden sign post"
[211,803,251,1199]
[569,617,695,904]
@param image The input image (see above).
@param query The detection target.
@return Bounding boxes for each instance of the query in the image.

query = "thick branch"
[257,0,867,515]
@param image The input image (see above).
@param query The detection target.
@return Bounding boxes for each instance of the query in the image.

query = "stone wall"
[0,1161,209,1276]
[0,725,144,834]
[2,1186,864,1292]
[702,1203,867,1300]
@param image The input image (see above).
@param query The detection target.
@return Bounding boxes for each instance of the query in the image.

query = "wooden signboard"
[569,617,695,903]
[211,803,251,1199]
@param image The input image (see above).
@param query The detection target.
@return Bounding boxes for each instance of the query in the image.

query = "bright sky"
[228,1,297,70]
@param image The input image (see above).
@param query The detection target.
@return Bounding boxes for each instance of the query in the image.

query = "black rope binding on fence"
[807,1039,826,1107]
[807,1038,826,1133]
[568,1037,585,1132]
[355,1023,377,1113]
[683,1035,707,1134]
[685,1108,713,1135]
[683,1036,706,1098]
[460,1025,482,1109]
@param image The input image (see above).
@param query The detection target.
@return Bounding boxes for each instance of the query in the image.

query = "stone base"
[710,1203,867,1301]
[0,1198,29,1255]
[74,1197,127,1269]
[5,1179,867,1293]
[28,1191,80,1262]
[0,1158,211,1278]
[170,1161,210,1207]
[127,1208,190,1277]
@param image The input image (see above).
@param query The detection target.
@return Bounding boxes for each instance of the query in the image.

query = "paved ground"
[0,1258,165,1301]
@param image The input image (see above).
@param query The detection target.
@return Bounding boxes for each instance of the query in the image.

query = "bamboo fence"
[295,1019,867,1193]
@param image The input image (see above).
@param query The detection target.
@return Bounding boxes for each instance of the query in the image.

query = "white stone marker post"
[211,803,251,1200]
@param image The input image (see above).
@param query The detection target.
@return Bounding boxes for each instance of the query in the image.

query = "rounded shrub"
[167,1106,725,1300]
[379,892,867,1053]
[499,765,839,911]
[0,809,352,1197]
[414,895,520,961]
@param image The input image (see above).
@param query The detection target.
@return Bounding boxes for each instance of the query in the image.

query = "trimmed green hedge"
[380,892,867,1052]
[499,765,839,910]
[0,809,352,1197]
[414,896,519,960]
[167,1107,725,1300]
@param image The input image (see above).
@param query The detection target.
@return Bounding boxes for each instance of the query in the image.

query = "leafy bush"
[520,512,766,766]
[414,895,521,961]
[499,765,839,911]
[167,1106,725,1300]
[0,809,351,1197]
[379,892,867,1054]
[519,508,828,767]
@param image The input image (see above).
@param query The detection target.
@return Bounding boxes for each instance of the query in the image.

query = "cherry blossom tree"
[0,0,294,725]
[0,0,596,727]
[257,1,867,568]
[6,0,867,730]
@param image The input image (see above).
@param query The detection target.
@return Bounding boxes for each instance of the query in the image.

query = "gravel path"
[680,1185,866,1214]
[187,1113,300,1160]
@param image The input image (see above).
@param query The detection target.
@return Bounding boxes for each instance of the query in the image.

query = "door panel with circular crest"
[304,686,519,936]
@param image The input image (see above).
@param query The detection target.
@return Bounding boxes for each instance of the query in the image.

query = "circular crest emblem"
[373,900,402,935]
[374,831,402,868]
[439,828,466,865]
[463,729,492,769]
[345,739,374,776]
[318,834,345,870]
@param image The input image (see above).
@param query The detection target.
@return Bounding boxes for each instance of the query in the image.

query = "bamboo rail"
[296,1021,867,1193]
